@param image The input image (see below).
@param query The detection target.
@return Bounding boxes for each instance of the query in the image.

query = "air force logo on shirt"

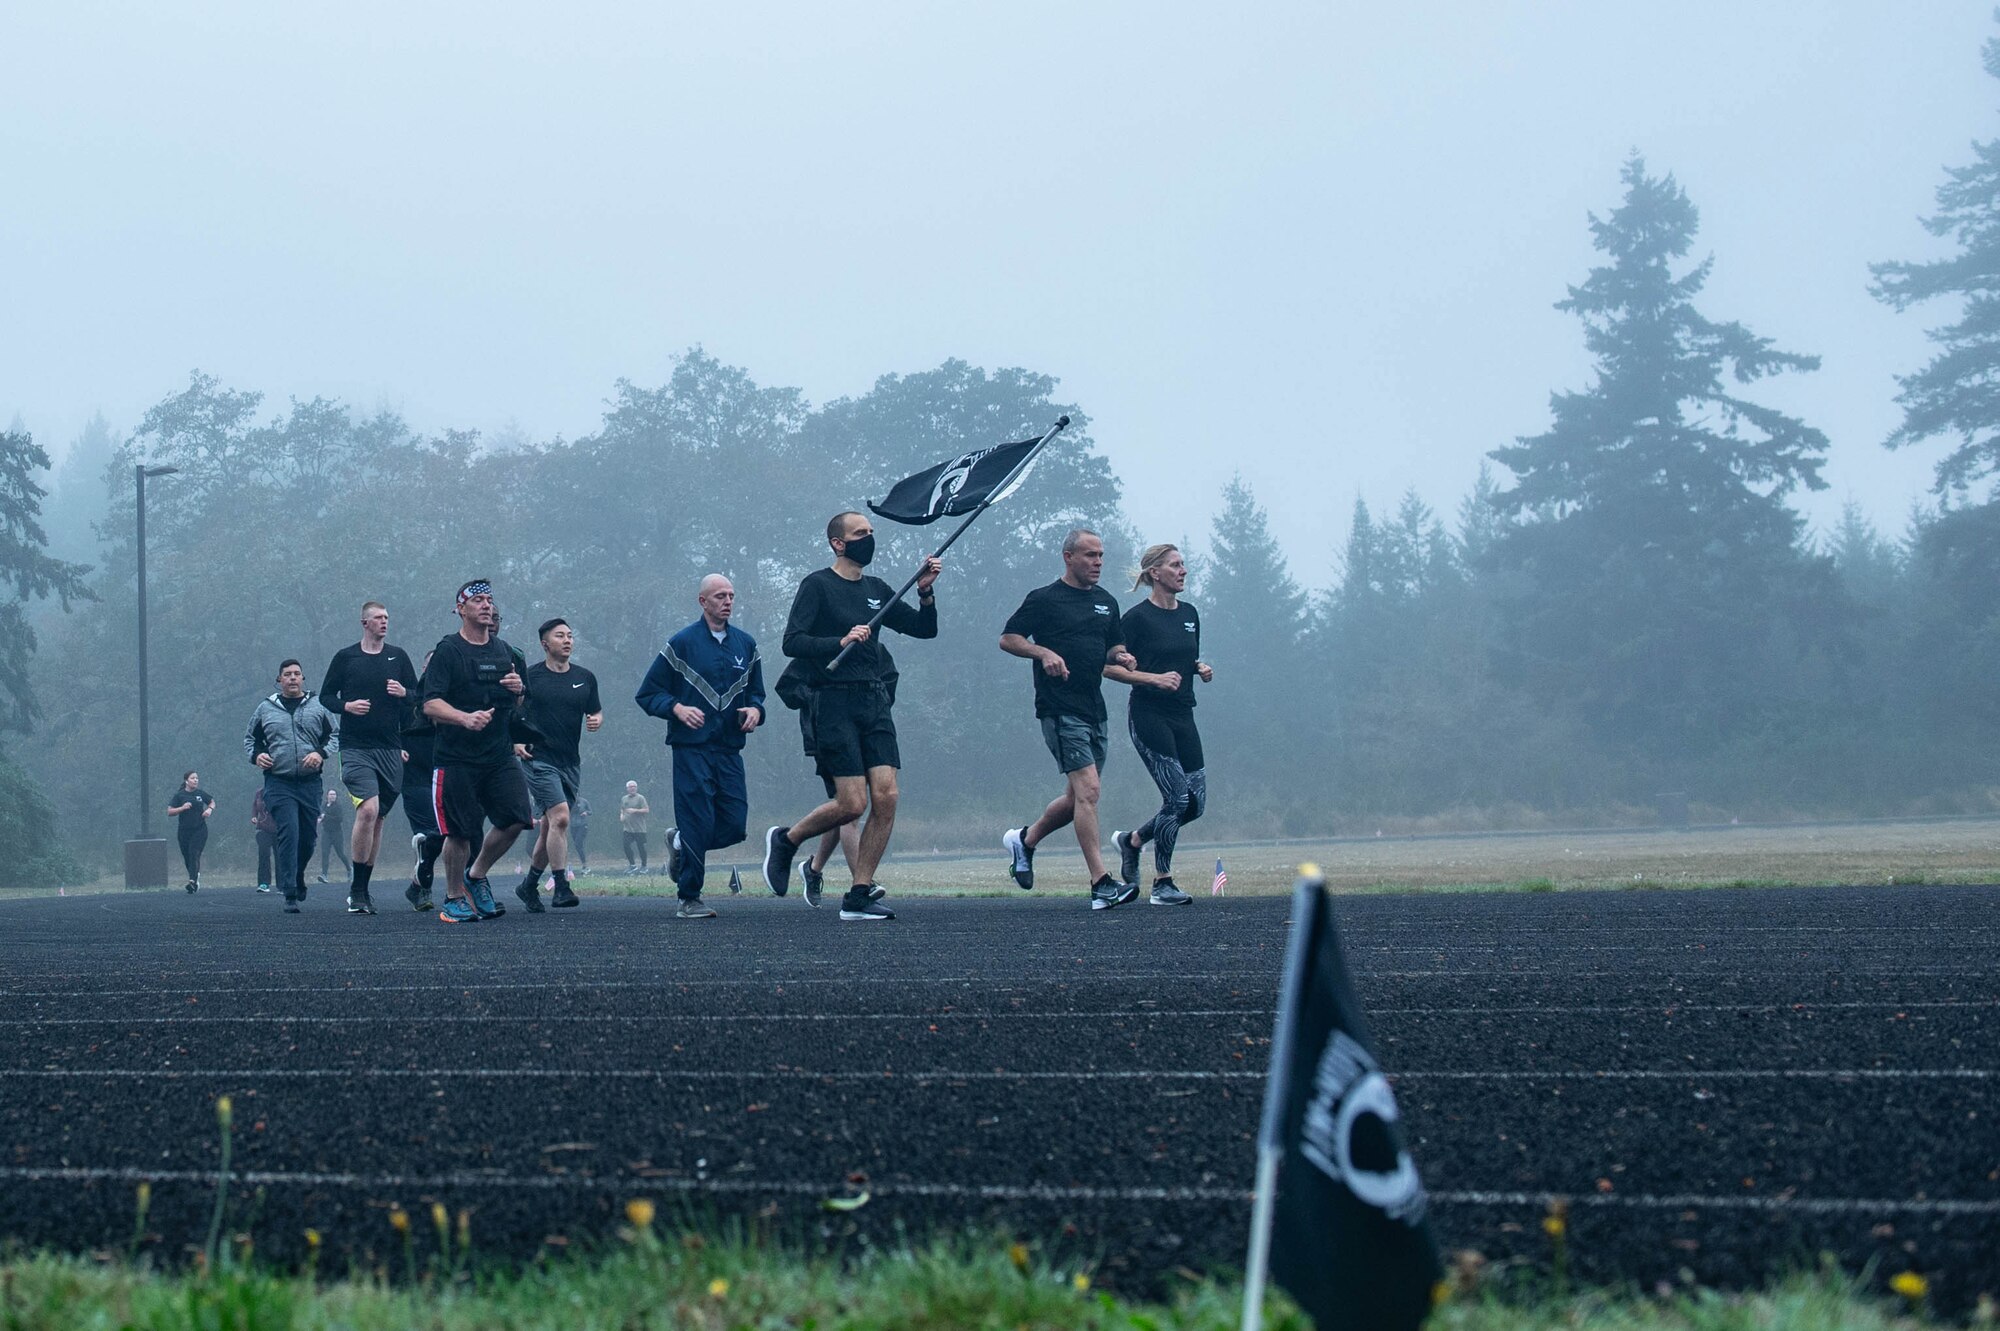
[1093,603,1111,615]
[867,598,883,610]
[1184,621,1196,632]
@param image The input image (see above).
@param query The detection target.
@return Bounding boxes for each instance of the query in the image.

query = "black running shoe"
[1003,826,1035,890]
[801,859,823,909]
[675,896,717,919]
[1148,879,1192,906]
[515,879,545,913]
[283,897,301,914]
[762,826,796,896]
[405,879,433,912]
[1114,829,1141,886]
[184,878,197,895]
[1090,874,1138,911]
[346,890,375,915]
[550,879,579,908]
[839,891,895,922]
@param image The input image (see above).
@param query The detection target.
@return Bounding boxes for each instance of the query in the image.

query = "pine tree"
[0,427,93,736]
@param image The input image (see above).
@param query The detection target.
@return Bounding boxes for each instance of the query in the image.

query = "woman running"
[1106,544,1213,904]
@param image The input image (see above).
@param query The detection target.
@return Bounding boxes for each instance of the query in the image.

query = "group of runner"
[228,510,1212,924]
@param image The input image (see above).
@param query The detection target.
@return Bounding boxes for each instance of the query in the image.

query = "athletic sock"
[351,862,374,893]
[552,869,569,890]
[522,866,545,888]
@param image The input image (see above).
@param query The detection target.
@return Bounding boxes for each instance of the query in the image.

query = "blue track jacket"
[636,621,766,750]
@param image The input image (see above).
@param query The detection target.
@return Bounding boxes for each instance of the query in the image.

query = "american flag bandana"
[1211,858,1227,896]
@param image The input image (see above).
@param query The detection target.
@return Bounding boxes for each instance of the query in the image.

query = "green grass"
[0,1241,1966,1331]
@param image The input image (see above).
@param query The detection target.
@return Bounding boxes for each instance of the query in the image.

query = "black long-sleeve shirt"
[781,567,935,687]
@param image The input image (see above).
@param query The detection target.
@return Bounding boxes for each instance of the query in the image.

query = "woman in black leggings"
[1104,544,1213,905]
[165,770,216,894]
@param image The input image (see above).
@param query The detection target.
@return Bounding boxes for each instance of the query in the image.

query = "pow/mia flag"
[1244,869,1443,1331]
[867,437,1043,525]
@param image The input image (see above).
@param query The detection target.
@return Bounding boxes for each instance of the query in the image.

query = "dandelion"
[708,1277,729,1299]
[305,1228,321,1247]
[1008,1241,1031,1273]
[1890,1271,1929,1302]
[1072,1273,1091,1294]
[389,1209,411,1233]
[1541,1213,1565,1238]
[204,1097,237,1268]
[625,1198,656,1229]
[303,1227,322,1280]
[216,1096,233,1129]
[390,1208,416,1285]
[128,1182,153,1261]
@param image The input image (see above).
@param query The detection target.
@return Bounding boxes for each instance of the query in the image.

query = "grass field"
[30,816,2000,901]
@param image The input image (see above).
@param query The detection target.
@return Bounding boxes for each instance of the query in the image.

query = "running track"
[0,883,1994,1307]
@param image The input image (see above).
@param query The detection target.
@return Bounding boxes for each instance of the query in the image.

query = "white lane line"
[0,1008,1272,1027]
[3,1166,1995,1218]
[1394,1069,1998,1081]
[0,1067,1261,1081]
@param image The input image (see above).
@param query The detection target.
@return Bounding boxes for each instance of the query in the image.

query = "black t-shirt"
[523,662,602,766]
[782,567,936,687]
[424,632,524,767]
[320,642,422,751]
[168,787,213,830]
[1002,579,1123,721]
[1121,599,1200,712]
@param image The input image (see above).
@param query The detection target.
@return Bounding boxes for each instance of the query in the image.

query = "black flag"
[867,438,1042,525]
[1244,869,1443,1331]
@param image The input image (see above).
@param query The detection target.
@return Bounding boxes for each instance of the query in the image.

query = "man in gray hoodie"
[244,659,338,913]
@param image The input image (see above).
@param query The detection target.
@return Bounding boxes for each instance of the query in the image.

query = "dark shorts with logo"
[523,758,581,815]
[340,748,403,814]
[811,684,899,779]
[436,759,533,842]
[1040,713,1110,775]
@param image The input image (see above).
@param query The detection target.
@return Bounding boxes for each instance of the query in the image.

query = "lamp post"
[134,463,178,840]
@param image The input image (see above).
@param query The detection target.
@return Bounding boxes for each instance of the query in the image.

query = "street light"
[126,463,179,888]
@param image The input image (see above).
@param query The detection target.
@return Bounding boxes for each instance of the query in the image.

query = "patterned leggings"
[1128,706,1207,877]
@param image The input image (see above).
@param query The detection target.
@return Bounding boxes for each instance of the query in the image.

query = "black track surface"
[1,883,1994,1305]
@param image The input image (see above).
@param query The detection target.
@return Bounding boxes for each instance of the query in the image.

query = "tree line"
[6,33,2000,883]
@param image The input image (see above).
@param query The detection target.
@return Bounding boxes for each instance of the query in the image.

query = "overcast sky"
[2,3,1990,586]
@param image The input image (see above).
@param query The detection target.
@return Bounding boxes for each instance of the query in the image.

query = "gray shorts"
[340,748,403,814]
[524,758,581,815]
[1040,714,1109,775]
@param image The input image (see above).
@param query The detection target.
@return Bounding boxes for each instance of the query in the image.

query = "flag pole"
[1241,870,1326,1331]
[826,414,1069,672]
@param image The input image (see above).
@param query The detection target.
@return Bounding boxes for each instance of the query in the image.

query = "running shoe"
[515,878,545,913]
[405,880,431,912]
[438,897,480,924]
[1003,826,1036,890]
[867,885,887,901]
[1148,879,1192,906]
[346,890,376,915]
[315,874,329,884]
[1090,875,1138,911]
[762,826,796,896]
[283,898,300,914]
[666,829,683,882]
[184,878,197,895]
[256,882,272,894]
[675,896,717,919]
[838,891,895,922]
[801,858,823,909]
[1114,829,1141,886]
[467,876,506,919]
[551,879,580,909]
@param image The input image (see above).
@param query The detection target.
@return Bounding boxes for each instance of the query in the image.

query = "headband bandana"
[457,581,493,606]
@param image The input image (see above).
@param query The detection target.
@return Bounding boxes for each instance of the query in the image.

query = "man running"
[400,649,444,912]
[315,788,350,884]
[244,659,337,913]
[422,580,533,924]
[570,794,591,872]
[514,617,603,912]
[165,770,214,894]
[1105,543,1213,905]
[637,573,765,919]
[763,510,941,921]
[319,601,420,915]
[998,528,1139,910]
[619,781,649,872]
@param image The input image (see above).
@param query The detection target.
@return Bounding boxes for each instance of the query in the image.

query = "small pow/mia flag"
[867,438,1043,525]
[727,867,743,896]
[1244,868,1443,1331]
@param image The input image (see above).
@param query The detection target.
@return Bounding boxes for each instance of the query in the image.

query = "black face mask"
[842,534,876,567]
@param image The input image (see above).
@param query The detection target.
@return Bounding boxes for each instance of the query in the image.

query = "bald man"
[636,573,766,918]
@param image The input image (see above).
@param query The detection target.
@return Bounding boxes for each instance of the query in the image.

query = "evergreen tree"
[0,426,93,736]
[1489,157,1842,788]
[1871,20,2000,496]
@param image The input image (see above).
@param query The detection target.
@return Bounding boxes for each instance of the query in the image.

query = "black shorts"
[435,759,533,842]
[402,764,439,839]
[340,747,403,814]
[811,685,899,779]
[1130,705,1204,771]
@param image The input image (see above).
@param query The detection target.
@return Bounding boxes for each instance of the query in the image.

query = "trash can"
[123,837,169,889]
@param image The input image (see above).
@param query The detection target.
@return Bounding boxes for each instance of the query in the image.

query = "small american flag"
[1211,857,1227,896]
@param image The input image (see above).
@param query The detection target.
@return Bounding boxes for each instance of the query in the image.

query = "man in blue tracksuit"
[635,573,766,918]
[244,659,338,913]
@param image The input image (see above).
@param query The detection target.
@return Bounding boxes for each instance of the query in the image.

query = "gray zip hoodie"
[243,691,338,777]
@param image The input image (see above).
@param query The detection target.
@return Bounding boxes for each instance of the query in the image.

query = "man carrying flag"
[1241,866,1444,1330]
[761,512,941,921]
